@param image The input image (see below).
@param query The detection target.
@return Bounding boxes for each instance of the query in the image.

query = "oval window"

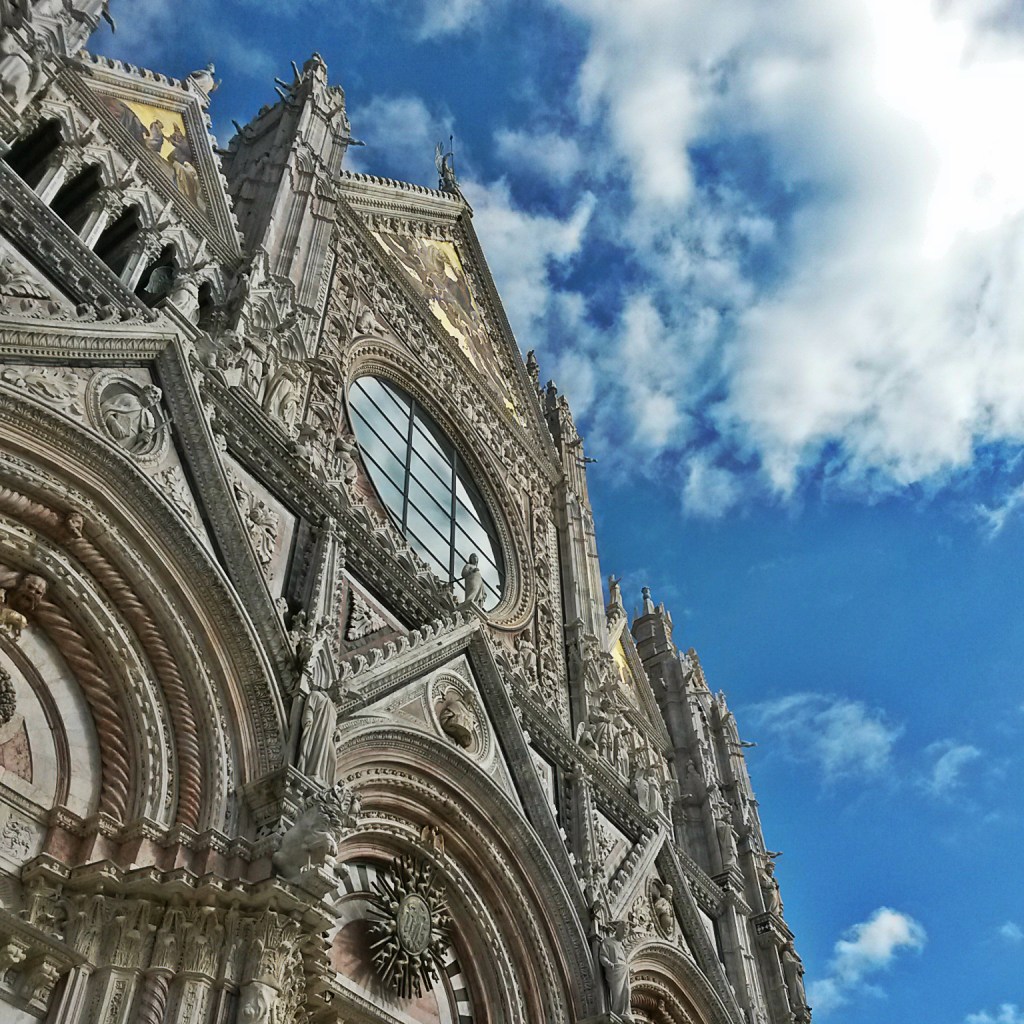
[348,376,505,609]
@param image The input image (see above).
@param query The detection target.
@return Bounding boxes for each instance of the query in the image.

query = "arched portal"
[329,721,597,1024]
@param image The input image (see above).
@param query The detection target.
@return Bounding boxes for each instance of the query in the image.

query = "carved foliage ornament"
[0,668,15,726]
[346,591,386,642]
[368,853,451,1000]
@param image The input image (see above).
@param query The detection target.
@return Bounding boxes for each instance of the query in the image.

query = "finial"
[642,586,655,615]
[188,62,219,103]
[434,136,458,191]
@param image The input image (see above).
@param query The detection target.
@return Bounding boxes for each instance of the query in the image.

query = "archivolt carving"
[629,941,742,1024]
[0,483,204,828]
[1,571,132,821]
[336,724,599,1022]
[0,385,288,826]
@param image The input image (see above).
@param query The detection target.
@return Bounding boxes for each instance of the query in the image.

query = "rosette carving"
[368,853,452,999]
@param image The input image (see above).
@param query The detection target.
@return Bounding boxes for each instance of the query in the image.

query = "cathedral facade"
[0,3,811,1022]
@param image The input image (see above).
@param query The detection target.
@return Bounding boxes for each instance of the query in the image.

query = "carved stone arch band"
[0,393,287,829]
[629,942,740,1024]
[335,722,598,1021]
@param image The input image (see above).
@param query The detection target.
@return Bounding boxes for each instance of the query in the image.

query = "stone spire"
[3,0,114,58]
[544,378,606,643]
[221,53,353,307]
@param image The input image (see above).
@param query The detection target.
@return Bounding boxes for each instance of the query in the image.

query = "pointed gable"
[337,172,553,448]
[76,54,242,256]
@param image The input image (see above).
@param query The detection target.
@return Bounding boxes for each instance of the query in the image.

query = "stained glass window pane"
[348,376,505,609]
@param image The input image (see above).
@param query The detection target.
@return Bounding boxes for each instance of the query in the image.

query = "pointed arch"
[334,720,600,1023]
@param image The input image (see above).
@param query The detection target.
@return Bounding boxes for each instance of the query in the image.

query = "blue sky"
[94,1,1023,1020]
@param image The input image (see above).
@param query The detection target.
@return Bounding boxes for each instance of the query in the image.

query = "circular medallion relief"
[396,893,433,955]
[86,371,169,466]
[427,676,491,763]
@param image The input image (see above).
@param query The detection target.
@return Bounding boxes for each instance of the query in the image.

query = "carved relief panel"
[224,456,297,597]
[0,363,209,546]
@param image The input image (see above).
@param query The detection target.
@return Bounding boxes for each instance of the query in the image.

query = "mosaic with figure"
[373,231,522,422]
[97,94,206,211]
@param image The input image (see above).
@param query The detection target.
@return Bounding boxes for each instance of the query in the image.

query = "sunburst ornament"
[368,853,452,999]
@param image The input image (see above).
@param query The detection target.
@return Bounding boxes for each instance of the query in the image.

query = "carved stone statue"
[0,35,42,112]
[263,363,301,431]
[599,920,632,1019]
[295,678,338,787]
[716,812,739,871]
[781,941,809,1016]
[681,758,707,806]
[608,574,622,607]
[333,434,359,490]
[645,767,665,816]
[575,720,599,758]
[460,553,484,607]
[761,859,783,915]
[613,715,631,778]
[652,882,675,936]
[437,690,476,749]
[100,384,163,455]
[272,783,358,882]
[515,629,537,682]
[434,140,458,190]
[632,768,649,810]
[188,62,220,102]
[167,271,200,323]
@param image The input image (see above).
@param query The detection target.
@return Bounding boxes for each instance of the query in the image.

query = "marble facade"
[0,3,811,1021]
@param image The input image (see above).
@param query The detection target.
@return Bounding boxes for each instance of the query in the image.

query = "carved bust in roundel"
[86,371,170,466]
[431,679,485,758]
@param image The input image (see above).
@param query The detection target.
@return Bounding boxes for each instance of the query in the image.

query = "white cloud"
[923,740,982,795]
[494,129,583,184]
[682,453,743,518]
[998,921,1023,943]
[545,0,1024,516]
[417,0,489,38]
[464,179,595,341]
[967,1006,1024,1024]
[977,481,1024,537]
[808,907,926,1015]
[346,95,454,186]
[751,693,902,780]
[91,0,177,60]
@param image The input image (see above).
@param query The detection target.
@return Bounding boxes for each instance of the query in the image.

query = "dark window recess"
[94,205,142,276]
[3,119,62,189]
[50,164,103,234]
[348,376,505,609]
[196,281,216,328]
[135,244,176,304]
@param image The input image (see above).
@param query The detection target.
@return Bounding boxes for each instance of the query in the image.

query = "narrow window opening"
[3,119,63,188]
[94,205,142,276]
[196,281,216,329]
[135,244,176,305]
[50,164,103,234]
